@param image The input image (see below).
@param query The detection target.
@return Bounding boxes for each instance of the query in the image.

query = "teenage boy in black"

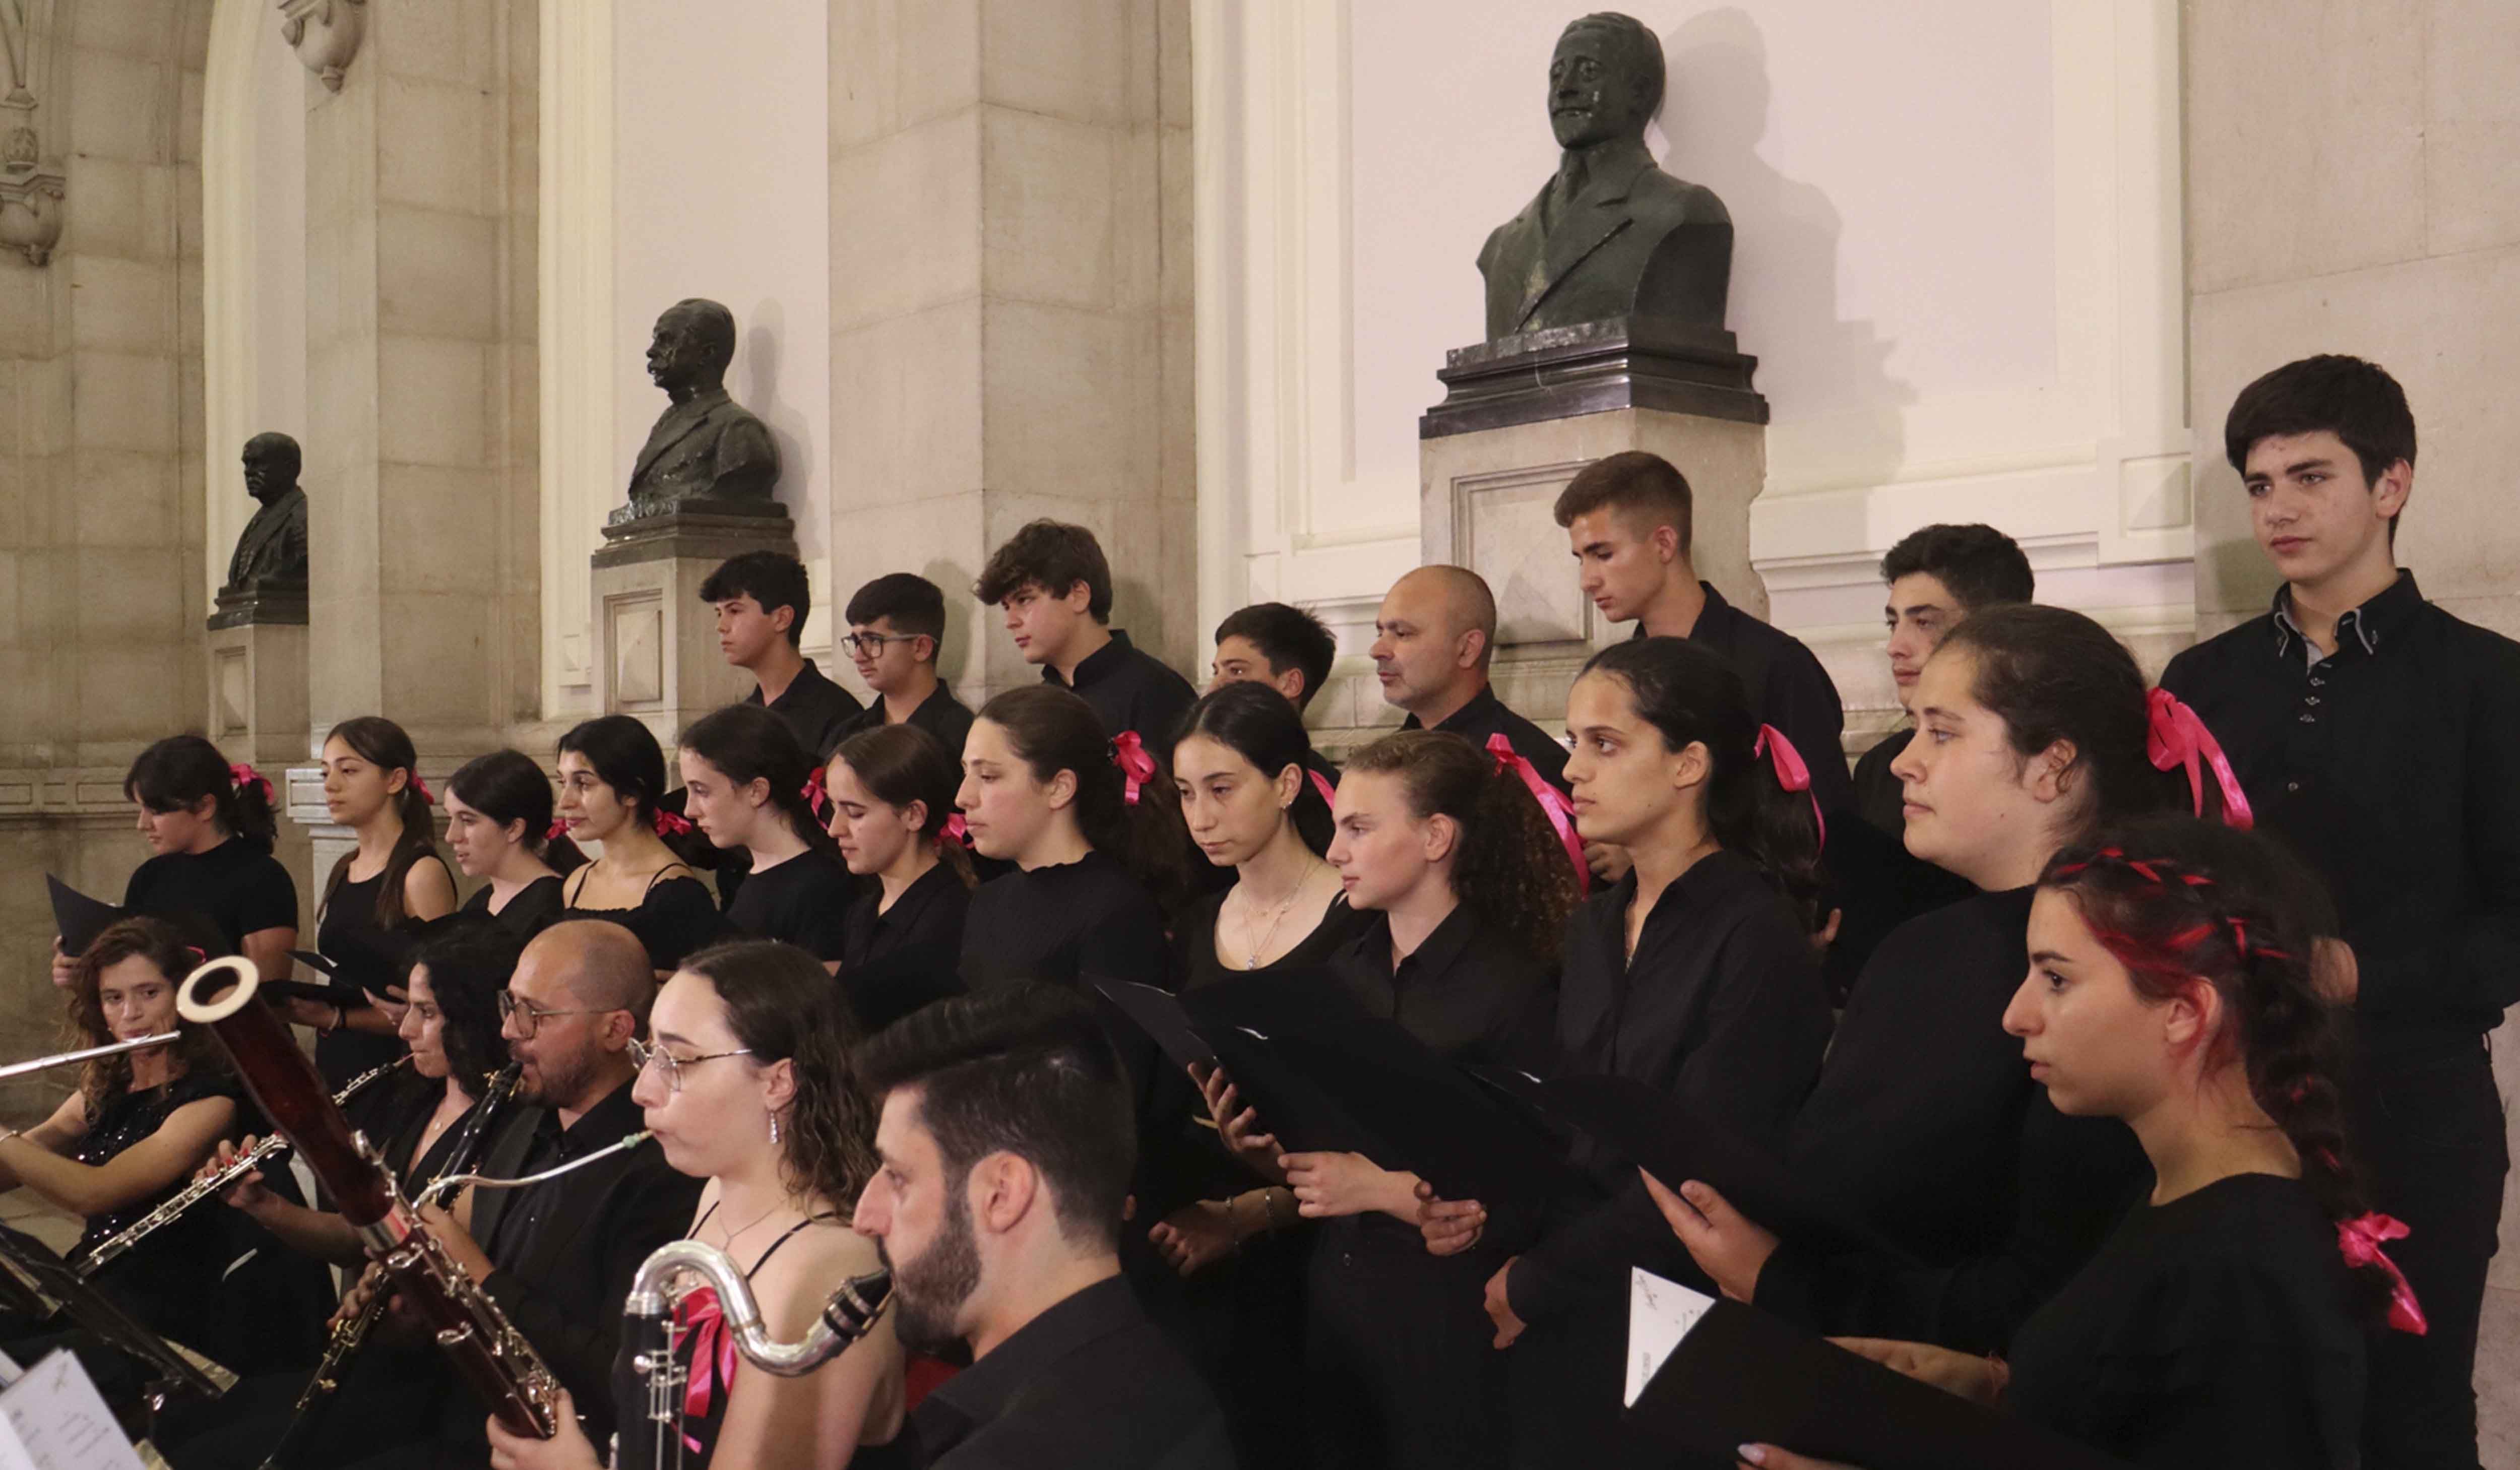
[838,572,975,760]
[1208,600,1342,789]
[974,520,1196,762]
[700,549,863,761]
[2161,354,2517,1470]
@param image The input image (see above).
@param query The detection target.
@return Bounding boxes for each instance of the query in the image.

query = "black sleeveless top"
[563,867,728,971]
[68,1072,243,1351]
[316,862,450,1091]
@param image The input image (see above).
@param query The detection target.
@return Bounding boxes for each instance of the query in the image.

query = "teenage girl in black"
[1721,816,2385,1470]
[54,735,298,990]
[556,715,725,973]
[311,717,457,1091]
[680,703,858,967]
[447,749,580,939]
[826,723,974,1032]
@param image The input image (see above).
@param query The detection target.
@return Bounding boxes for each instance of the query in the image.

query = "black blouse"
[839,862,971,1033]
[316,866,443,1089]
[2006,1174,2363,1469]
[721,850,857,962]
[460,875,566,940]
[562,869,728,972]
[959,852,1173,995]
[121,837,299,954]
[1329,905,1555,1069]
[1175,888,1374,994]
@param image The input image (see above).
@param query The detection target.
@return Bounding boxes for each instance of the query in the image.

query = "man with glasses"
[838,572,975,759]
[343,921,701,1468]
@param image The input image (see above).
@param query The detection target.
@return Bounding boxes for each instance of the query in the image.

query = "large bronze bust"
[212,432,309,625]
[610,298,782,526]
[1478,13,1732,340]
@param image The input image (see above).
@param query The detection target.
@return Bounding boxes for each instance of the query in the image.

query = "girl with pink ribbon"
[93,734,299,995]
[553,714,725,975]
[679,704,856,969]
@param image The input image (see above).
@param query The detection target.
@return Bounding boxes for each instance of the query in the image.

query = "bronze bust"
[1478,13,1733,340]
[211,432,309,626]
[610,298,782,526]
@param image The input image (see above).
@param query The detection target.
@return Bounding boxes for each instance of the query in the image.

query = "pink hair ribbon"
[1485,734,1590,896]
[228,762,274,804]
[546,818,572,843]
[2338,1213,2428,1335]
[802,767,831,820]
[1307,769,1337,810]
[654,808,695,838]
[941,813,970,850]
[2146,688,2253,829]
[1111,731,1158,806]
[676,1287,739,1451]
[408,774,435,807]
[1752,724,1825,848]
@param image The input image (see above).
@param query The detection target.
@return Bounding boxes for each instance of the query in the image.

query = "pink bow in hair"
[1753,724,1826,848]
[2338,1213,2428,1335]
[1111,732,1158,806]
[941,814,970,850]
[654,809,695,838]
[1306,769,1337,809]
[546,818,572,843]
[228,762,274,804]
[1485,735,1589,895]
[802,767,831,820]
[409,775,436,807]
[2146,689,2253,829]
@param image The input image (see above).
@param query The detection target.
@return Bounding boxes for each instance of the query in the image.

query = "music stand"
[0,1219,234,1409]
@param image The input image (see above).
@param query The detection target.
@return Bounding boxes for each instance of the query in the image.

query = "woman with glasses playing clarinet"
[487,940,908,1470]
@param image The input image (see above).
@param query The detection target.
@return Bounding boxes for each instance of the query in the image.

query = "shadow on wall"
[1658,7,1912,498]
[932,557,981,693]
[740,309,815,536]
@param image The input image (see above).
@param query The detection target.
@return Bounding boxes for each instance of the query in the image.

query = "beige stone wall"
[2184,2,2520,1454]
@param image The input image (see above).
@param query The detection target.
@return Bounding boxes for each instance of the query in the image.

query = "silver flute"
[76,1055,411,1279]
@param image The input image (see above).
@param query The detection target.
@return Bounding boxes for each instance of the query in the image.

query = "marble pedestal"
[1420,319,1770,726]
[589,509,799,744]
[205,616,318,930]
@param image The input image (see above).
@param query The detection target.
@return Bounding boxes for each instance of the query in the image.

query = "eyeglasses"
[627,1037,753,1095]
[841,630,920,658]
[496,990,616,1038]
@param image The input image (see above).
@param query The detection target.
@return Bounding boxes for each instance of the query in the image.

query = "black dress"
[61,1073,246,1356]
[1307,907,1555,1470]
[721,849,857,962]
[316,865,446,1091]
[1174,886,1374,993]
[2005,1174,2364,1469]
[562,866,729,971]
[838,862,971,1032]
[958,851,1173,995]
[459,874,565,939]
[121,837,299,955]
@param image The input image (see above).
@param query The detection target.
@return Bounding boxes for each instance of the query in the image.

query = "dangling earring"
[769,1113,781,1145]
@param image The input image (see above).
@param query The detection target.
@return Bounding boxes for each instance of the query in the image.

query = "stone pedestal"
[1421,319,1770,725]
[207,620,311,772]
[590,510,799,742]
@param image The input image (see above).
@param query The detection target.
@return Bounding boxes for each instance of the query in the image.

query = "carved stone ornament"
[277,0,367,93]
[0,1,66,266]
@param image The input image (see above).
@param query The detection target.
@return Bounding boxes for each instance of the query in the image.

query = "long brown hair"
[1342,731,1579,964]
[321,716,447,930]
[65,918,227,1113]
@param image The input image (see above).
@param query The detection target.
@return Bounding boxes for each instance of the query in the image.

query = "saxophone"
[256,1061,528,1470]
[75,1056,411,1280]
[173,956,565,1443]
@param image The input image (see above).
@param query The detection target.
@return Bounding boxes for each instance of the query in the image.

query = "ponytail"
[1936,605,2184,835]
[1171,681,1335,857]
[1345,730,1579,965]
[978,686,1194,918]
[447,749,587,877]
[124,735,279,850]
[833,724,977,890]
[320,716,446,930]
[678,704,845,865]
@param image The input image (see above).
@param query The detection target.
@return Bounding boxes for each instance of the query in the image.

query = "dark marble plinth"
[1420,317,1768,439]
[207,581,308,629]
[591,507,798,571]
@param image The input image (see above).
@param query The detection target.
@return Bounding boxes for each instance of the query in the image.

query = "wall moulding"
[277,0,366,93]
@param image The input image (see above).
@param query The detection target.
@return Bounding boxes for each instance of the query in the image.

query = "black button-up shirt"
[2160,571,2520,1033]
[838,861,972,1032]
[1662,581,1855,817]
[1043,629,1199,763]
[1331,905,1555,1069]
[748,657,865,761]
[1401,685,1572,796]
[839,680,977,762]
[906,1274,1234,1469]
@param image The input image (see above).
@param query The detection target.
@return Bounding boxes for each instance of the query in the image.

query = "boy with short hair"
[699,549,862,761]
[1855,524,2035,834]
[839,572,974,759]
[974,520,1195,758]
[1210,601,1341,786]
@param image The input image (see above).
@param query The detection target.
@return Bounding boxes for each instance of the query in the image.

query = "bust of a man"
[221,431,308,595]
[1478,13,1733,340]
[611,298,782,526]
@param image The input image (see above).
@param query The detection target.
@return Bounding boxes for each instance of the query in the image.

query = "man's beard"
[879,1193,982,1357]
[520,1047,593,1111]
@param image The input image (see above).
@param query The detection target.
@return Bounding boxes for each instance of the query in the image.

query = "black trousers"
[2350,1031,2508,1470]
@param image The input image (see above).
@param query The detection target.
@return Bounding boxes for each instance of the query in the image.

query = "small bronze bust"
[211,432,309,626]
[610,298,783,527]
[1478,13,1733,340]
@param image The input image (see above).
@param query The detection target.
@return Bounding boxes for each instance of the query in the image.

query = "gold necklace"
[1242,861,1327,969]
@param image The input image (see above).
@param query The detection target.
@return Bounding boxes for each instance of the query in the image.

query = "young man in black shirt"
[1208,600,1342,789]
[1554,451,1851,814]
[839,572,976,759]
[701,549,864,762]
[2160,355,2517,1470]
[852,987,1232,1470]
[1371,565,1569,796]
[974,519,1196,761]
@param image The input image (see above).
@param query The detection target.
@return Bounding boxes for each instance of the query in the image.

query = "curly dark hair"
[400,913,522,1093]
[678,941,881,1207]
[65,918,228,1113]
[1342,731,1581,965]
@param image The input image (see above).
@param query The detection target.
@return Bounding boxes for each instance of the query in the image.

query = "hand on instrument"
[1414,1178,1486,1256]
[48,938,76,991]
[418,1198,495,1284]
[486,1388,602,1470]
[1148,1199,1242,1279]
[330,1262,388,1331]
[1280,1152,1412,1222]
[1190,1063,1285,1182]
[1645,1172,1776,1304]
[1736,1445,1864,1469]
[208,1137,275,1214]
[1584,841,1633,884]
[1482,1257,1528,1349]
[1829,1336,2007,1405]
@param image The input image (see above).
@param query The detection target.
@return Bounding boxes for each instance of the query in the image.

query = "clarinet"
[257,1061,528,1470]
[172,956,564,1442]
[75,1056,411,1279]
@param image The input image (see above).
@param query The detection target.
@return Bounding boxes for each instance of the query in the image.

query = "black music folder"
[45,877,123,960]
[1623,1268,2132,1470]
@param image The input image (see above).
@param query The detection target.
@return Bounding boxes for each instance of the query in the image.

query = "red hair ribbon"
[2337,1213,2428,1335]
[1306,769,1337,810]
[677,1287,739,1452]
[409,774,436,807]
[183,945,207,964]
[1484,735,1590,896]
[802,767,831,820]
[941,813,969,850]
[1111,731,1158,807]
[654,808,695,838]
[545,818,571,843]
[228,762,273,804]
[1752,724,1826,848]
[2146,689,2252,829]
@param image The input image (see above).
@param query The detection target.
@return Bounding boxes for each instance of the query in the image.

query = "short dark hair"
[845,573,947,651]
[1553,450,1693,552]
[1213,602,1337,711]
[2223,355,2417,486]
[972,521,1112,623]
[854,986,1135,1252]
[700,550,812,649]
[1878,524,2035,612]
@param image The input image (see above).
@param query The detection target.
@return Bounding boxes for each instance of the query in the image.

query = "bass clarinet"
[75,1055,410,1279]
[174,955,564,1441]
